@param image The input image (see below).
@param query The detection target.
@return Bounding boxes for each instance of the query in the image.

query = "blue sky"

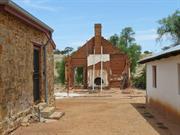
[13,0,179,52]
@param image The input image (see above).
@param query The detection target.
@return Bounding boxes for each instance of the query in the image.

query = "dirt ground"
[14,89,180,135]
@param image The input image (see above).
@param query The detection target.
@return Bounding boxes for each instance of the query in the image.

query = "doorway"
[33,48,40,102]
[94,77,104,86]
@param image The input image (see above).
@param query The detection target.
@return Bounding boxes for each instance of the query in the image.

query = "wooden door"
[33,48,40,102]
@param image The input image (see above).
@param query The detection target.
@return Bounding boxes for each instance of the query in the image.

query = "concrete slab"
[49,112,65,120]
[41,107,55,118]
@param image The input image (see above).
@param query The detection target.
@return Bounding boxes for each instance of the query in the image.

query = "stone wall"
[0,11,54,134]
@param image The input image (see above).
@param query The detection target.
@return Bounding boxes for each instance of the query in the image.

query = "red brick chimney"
[94,24,102,54]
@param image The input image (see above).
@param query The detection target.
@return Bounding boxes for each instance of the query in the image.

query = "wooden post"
[100,46,103,92]
[92,49,95,91]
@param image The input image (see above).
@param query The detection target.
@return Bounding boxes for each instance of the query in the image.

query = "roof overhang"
[139,45,180,64]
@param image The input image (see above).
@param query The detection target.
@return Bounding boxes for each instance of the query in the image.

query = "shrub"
[56,58,65,85]
[132,67,146,89]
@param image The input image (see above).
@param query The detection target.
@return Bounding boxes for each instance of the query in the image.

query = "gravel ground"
[14,89,179,135]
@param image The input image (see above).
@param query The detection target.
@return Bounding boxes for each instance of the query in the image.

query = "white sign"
[87,54,110,66]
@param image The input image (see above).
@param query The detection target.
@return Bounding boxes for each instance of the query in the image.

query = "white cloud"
[135,34,157,41]
[135,29,158,41]
[136,29,156,34]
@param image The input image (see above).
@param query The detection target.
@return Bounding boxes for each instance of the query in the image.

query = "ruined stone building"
[66,24,130,89]
[0,0,55,134]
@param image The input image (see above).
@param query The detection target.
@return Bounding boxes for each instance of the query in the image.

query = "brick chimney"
[94,24,102,54]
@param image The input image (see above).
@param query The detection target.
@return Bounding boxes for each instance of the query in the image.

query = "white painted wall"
[87,54,110,88]
[146,55,180,112]
[87,69,108,87]
[87,54,110,66]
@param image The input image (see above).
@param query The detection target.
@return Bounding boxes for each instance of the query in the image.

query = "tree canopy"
[56,59,65,84]
[109,34,119,47]
[60,47,74,55]
[119,27,135,48]
[54,49,61,55]
[157,10,180,46]
[109,27,141,74]
[54,47,74,55]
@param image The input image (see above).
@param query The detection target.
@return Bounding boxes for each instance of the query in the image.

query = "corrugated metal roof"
[0,0,54,32]
[139,45,180,64]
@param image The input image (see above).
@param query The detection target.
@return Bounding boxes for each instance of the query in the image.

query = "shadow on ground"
[131,103,173,135]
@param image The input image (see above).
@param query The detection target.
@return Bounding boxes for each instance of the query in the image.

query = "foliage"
[56,58,65,84]
[157,10,180,45]
[109,27,141,74]
[143,51,152,54]
[127,44,141,73]
[119,27,135,48]
[75,67,84,85]
[54,47,74,55]
[162,46,172,51]
[54,49,61,54]
[109,34,119,47]
[132,67,146,89]
[60,47,74,55]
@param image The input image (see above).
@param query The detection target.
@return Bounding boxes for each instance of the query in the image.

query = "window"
[152,66,157,88]
[178,64,180,94]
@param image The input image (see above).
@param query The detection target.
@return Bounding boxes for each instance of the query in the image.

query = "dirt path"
[14,89,177,135]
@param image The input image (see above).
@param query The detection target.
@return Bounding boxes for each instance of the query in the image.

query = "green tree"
[54,49,61,54]
[133,66,146,89]
[128,43,141,73]
[162,46,171,50]
[61,47,74,55]
[75,67,84,85]
[144,51,152,54]
[56,58,65,84]
[119,27,135,48]
[157,10,180,45]
[109,27,141,74]
[109,34,119,46]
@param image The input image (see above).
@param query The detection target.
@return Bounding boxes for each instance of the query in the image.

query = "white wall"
[87,54,110,66]
[146,55,180,112]
[87,69,108,87]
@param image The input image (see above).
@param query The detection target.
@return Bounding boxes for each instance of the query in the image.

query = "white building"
[139,45,180,121]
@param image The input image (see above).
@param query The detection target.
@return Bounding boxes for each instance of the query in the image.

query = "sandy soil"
[14,89,179,135]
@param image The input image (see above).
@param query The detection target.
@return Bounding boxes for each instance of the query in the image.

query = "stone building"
[66,24,130,89]
[0,0,56,134]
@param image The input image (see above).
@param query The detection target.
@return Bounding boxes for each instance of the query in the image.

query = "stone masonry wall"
[0,11,54,134]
